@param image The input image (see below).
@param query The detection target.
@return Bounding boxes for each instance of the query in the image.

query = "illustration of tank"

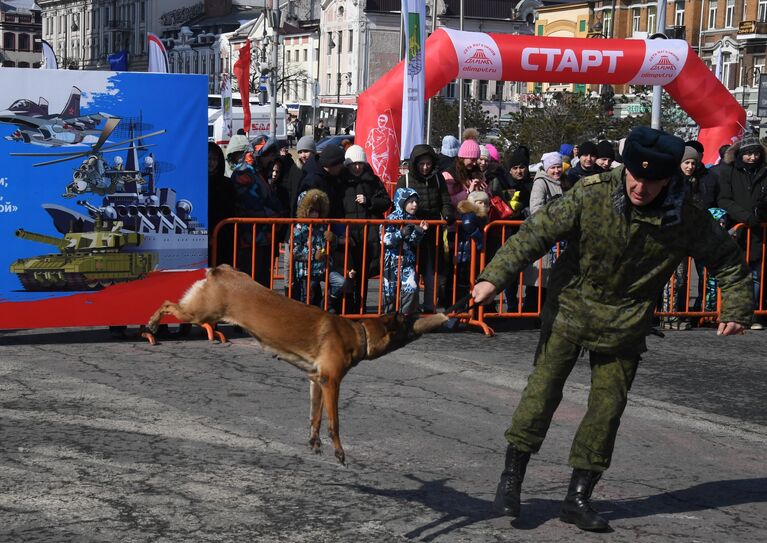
[10,219,155,291]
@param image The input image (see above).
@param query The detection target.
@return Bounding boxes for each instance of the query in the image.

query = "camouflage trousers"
[506,330,639,472]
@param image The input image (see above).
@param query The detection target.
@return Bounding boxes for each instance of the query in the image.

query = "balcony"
[664,26,686,40]
[737,20,767,39]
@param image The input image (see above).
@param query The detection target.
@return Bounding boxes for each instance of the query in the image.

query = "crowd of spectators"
[208,126,767,326]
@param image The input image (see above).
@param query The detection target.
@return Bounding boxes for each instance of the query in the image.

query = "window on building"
[708,0,718,28]
[303,48,308,61]
[337,30,343,54]
[301,80,307,100]
[760,0,767,21]
[722,52,735,89]
[2,61,15,67]
[648,6,657,33]
[675,1,685,25]
[753,56,765,85]
[348,29,353,52]
[315,47,319,62]
[18,33,30,51]
[4,33,15,50]
[463,79,472,98]
[326,73,332,93]
[445,80,456,99]
[479,80,488,101]
[327,32,333,54]
[603,10,612,37]
[18,61,30,68]
[632,8,641,32]
[140,1,145,22]
[495,81,506,100]
[725,0,735,26]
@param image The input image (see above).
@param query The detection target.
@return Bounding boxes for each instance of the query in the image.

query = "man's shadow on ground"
[339,476,767,538]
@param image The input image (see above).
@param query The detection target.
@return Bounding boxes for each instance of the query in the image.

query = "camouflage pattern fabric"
[505,330,639,471]
[478,165,753,353]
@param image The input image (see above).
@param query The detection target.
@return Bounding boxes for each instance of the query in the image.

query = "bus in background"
[208,93,288,148]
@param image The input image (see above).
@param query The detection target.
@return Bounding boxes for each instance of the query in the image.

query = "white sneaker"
[750,322,764,331]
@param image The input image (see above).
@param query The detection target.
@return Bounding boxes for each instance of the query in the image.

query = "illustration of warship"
[39,121,208,271]
[10,218,155,291]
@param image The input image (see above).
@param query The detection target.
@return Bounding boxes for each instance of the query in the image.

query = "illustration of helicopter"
[10,117,166,198]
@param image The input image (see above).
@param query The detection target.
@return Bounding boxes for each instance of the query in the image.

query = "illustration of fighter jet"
[0,86,108,147]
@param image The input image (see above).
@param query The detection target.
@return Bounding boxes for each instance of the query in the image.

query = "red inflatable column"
[357,29,459,192]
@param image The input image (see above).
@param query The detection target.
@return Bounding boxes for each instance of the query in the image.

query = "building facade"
[1,0,42,68]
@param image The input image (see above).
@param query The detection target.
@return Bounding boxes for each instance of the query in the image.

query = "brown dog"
[146,264,447,464]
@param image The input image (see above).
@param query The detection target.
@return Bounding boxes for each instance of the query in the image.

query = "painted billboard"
[0,68,208,329]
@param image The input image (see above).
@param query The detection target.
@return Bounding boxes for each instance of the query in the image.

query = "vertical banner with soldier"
[400,0,426,161]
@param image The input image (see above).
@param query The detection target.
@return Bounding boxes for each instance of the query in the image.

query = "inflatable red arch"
[357,28,745,188]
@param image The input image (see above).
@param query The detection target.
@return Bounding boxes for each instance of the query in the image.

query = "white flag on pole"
[147,33,168,73]
[221,73,233,140]
[40,39,58,70]
[400,0,426,160]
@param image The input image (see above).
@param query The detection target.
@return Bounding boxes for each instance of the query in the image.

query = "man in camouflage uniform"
[472,126,752,532]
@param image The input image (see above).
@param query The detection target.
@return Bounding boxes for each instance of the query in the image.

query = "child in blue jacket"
[292,189,347,311]
[382,187,428,314]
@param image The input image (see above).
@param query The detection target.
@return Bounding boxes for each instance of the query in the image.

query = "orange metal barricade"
[211,218,767,327]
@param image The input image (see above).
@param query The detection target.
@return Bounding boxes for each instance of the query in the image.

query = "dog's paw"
[334,448,346,465]
[309,435,322,454]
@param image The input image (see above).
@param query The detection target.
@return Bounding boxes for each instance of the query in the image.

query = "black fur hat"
[622,126,685,181]
[508,146,530,168]
[596,140,615,161]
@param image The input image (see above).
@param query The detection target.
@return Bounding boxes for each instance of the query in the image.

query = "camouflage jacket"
[477,166,753,353]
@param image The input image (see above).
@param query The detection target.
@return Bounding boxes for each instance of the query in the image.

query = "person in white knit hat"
[338,144,392,313]
[530,152,564,215]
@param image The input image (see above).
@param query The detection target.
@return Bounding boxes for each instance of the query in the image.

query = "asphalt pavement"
[1,322,765,542]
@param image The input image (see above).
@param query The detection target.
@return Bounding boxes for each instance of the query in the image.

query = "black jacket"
[396,144,455,223]
[297,156,336,199]
[333,165,392,220]
[718,141,767,262]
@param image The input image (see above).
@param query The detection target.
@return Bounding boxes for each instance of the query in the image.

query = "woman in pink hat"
[443,138,490,207]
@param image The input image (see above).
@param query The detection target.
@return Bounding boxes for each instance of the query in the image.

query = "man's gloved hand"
[400,223,415,238]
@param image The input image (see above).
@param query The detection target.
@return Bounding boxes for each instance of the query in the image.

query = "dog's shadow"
[514,477,767,530]
[333,473,503,541]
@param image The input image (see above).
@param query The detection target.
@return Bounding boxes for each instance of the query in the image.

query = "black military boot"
[493,444,531,516]
[560,469,610,531]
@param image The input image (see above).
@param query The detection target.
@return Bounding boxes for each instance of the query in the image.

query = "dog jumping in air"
[146,264,447,464]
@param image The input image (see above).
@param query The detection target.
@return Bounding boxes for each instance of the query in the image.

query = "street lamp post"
[741,65,762,110]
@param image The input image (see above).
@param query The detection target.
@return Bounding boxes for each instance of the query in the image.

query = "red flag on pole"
[233,40,251,136]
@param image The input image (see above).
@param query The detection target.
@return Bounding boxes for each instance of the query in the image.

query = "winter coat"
[487,167,530,218]
[231,162,282,246]
[208,143,236,234]
[395,144,454,222]
[297,155,336,199]
[382,187,426,301]
[478,165,753,353]
[292,189,335,279]
[529,170,563,215]
[456,199,487,264]
[565,161,603,186]
[718,140,767,263]
[443,166,489,209]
